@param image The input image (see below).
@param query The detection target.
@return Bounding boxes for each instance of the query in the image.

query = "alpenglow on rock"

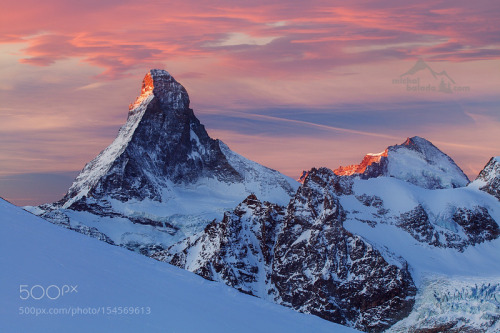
[334,136,470,189]
[30,69,298,251]
[63,69,265,205]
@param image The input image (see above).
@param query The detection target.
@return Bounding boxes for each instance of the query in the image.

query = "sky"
[0,0,499,206]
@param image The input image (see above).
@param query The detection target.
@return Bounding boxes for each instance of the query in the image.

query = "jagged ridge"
[470,156,500,201]
[154,168,418,332]
[334,136,470,189]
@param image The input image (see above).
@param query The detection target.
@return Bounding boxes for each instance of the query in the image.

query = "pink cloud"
[1,0,498,79]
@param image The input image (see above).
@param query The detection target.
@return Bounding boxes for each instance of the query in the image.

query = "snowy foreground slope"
[0,198,358,333]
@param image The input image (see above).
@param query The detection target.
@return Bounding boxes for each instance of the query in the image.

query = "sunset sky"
[1,0,499,205]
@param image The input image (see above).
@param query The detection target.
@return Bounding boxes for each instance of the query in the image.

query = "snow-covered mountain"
[0,197,359,333]
[470,156,500,201]
[154,169,417,332]
[334,136,470,189]
[342,166,500,332]
[155,146,500,332]
[28,69,298,252]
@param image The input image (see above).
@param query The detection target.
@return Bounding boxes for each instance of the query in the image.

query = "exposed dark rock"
[61,70,242,206]
[475,157,500,201]
[398,205,441,247]
[153,194,285,296]
[154,168,417,332]
[397,205,499,251]
[123,242,166,256]
[272,168,416,332]
[356,194,384,208]
[453,207,500,244]
[38,208,115,245]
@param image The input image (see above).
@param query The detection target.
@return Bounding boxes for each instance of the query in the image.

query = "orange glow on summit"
[129,72,155,110]
[334,149,388,176]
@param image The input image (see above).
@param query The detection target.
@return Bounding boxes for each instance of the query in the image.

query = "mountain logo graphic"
[400,59,455,84]
[392,59,470,94]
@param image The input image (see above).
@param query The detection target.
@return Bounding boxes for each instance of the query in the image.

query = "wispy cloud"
[214,110,401,140]
[2,0,499,78]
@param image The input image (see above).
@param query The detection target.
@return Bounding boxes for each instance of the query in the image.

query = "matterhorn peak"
[60,69,240,207]
[129,69,189,111]
[40,69,297,249]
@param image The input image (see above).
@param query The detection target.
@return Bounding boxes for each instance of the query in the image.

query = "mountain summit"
[334,136,470,189]
[61,69,244,207]
[33,69,298,251]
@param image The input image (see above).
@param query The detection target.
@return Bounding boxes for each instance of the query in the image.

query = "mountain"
[153,169,416,332]
[340,164,500,332]
[28,69,298,252]
[334,150,388,177]
[154,146,500,332]
[469,157,500,201]
[334,136,470,189]
[0,197,359,333]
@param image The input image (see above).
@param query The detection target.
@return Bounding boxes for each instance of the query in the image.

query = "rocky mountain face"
[471,157,500,201]
[334,137,470,189]
[334,150,388,177]
[61,69,241,207]
[153,145,500,332]
[322,139,498,252]
[272,168,416,332]
[158,194,282,296]
[154,168,417,332]
[30,69,297,251]
[395,204,499,250]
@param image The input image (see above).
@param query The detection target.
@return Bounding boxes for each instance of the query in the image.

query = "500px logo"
[20,284,78,300]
